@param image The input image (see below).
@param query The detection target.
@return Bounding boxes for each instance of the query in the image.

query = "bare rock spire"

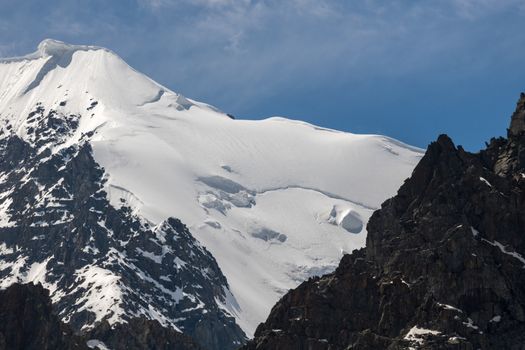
[508,92,525,136]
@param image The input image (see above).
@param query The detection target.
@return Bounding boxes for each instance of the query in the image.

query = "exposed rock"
[509,92,525,136]
[242,94,525,350]
[0,283,203,350]
[0,283,87,350]
[87,318,201,350]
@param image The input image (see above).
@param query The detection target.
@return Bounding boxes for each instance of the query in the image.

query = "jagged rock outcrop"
[0,283,203,350]
[87,318,201,350]
[242,94,525,350]
[509,92,525,136]
[0,283,87,350]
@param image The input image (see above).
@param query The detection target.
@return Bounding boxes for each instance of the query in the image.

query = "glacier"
[0,39,423,337]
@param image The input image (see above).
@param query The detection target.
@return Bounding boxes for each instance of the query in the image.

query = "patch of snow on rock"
[404,326,441,344]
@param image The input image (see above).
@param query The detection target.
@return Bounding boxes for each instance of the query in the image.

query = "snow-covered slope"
[0,39,423,336]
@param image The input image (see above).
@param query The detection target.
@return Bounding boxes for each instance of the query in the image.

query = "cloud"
[1,0,524,117]
[449,0,523,19]
[139,0,248,10]
[99,0,518,114]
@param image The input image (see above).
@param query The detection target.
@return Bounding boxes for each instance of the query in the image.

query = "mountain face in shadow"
[0,283,87,350]
[0,283,204,350]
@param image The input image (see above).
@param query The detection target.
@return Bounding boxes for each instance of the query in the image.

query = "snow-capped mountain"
[0,39,423,344]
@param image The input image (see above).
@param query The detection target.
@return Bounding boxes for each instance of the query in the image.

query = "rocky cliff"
[242,94,525,350]
[0,283,87,350]
[0,283,203,350]
[87,317,201,350]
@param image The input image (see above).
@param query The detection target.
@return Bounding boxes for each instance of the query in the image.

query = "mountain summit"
[0,39,422,347]
[37,39,101,57]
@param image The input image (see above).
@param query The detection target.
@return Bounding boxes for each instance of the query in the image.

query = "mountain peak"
[0,38,183,123]
[36,39,104,58]
[0,39,107,63]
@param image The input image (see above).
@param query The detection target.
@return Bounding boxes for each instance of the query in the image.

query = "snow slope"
[0,39,423,336]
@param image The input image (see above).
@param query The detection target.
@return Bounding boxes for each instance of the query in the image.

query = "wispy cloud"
[131,0,524,105]
[0,0,524,131]
[449,0,523,19]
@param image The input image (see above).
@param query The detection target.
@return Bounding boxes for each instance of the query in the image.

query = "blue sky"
[1,0,524,150]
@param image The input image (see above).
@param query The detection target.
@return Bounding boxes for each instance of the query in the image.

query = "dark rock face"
[242,95,525,350]
[0,283,87,350]
[0,106,245,350]
[0,283,203,350]
[87,318,202,350]
[509,92,525,136]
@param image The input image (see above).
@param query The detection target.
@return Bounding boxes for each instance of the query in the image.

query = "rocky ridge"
[242,94,525,350]
[0,104,245,349]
